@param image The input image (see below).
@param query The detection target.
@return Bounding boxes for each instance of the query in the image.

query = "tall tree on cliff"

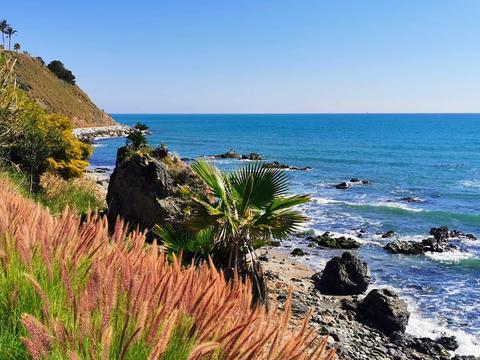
[5,26,17,50]
[0,20,8,47]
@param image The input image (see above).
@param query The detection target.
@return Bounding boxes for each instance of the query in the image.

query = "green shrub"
[47,60,75,84]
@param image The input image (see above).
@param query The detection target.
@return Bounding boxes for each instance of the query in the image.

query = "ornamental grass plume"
[0,178,335,359]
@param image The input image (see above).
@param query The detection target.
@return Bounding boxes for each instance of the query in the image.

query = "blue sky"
[4,1,480,113]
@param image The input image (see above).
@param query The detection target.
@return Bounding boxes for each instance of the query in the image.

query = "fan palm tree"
[191,159,309,268]
[0,20,8,47]
[5,26,17,51]
[13,43,20,52]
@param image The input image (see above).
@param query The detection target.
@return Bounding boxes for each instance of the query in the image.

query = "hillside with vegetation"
[13,53,114,127]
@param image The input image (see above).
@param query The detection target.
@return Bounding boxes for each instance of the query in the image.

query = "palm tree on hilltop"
[5,26,17,51]
[13,43,20,52]
[0,20,9,47]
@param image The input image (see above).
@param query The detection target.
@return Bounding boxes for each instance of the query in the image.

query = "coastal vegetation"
[0,177,334,359]
[0,53,92,182]
[0,45,102,215]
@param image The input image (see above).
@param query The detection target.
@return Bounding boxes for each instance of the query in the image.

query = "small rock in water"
[381,230,395,238]
[335,182,350,189]
[400,196,424,203]
[334,178,369,189]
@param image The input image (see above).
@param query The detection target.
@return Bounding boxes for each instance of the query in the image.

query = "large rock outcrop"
[106,148,208,238]
[358,288,410,335]
[316,252,370,295]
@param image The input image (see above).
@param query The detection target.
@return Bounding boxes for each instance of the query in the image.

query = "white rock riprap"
[73,124,133,142]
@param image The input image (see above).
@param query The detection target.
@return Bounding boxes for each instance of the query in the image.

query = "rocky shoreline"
[73,124,133,142]
[260,249,476,360]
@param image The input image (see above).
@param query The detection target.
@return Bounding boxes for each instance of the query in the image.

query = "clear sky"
[4,1,480,113]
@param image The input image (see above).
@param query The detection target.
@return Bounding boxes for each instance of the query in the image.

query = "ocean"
[90,114,480,355]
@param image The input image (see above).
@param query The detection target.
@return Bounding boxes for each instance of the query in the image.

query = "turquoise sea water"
[91,114,480,355]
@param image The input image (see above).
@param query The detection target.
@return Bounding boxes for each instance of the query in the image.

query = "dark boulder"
[316,252,370,295]
[290,248,307,256]
[308,232,360,249]
[335,182,350,189]
[358,288,410,335]
[106,150,208,239]
[430,226,450,241]
[437,335,458,351]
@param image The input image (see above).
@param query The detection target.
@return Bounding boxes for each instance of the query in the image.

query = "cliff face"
[13,53,115,128]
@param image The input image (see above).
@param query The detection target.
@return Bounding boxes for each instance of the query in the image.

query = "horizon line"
[109,112,480,115]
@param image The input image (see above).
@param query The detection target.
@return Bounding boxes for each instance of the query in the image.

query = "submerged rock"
[307,232,360,249]
[399,197,424,203]
[316,252,370,295]
[358,288,410,335]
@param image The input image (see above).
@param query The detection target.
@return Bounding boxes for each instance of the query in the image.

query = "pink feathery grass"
[0,178,335,359]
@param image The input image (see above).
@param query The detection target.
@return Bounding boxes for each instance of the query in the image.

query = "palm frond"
[192,159,228,203]
[229,162,289,212]
[254,209,308,239]
[267,194,310,212]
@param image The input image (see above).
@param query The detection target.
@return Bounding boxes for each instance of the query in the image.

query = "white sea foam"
[459,180,480,188]
[370,200,423,212]
[405,295,480,356]
[311,197,341,205]
[425,250,475,263]
[311,196,424,212]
